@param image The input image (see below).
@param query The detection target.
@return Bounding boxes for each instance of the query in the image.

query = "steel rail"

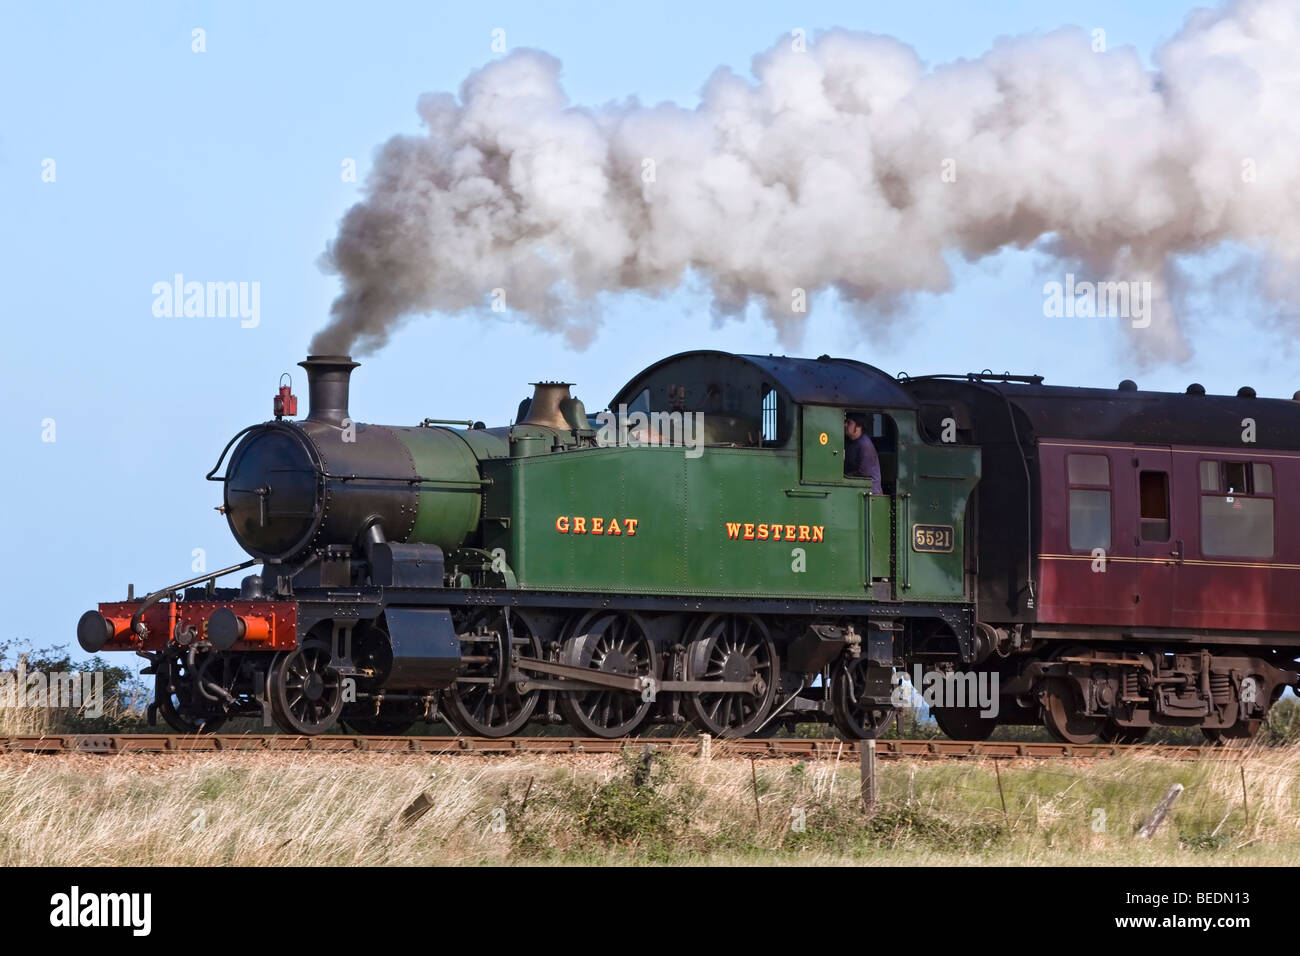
[0,735,1253,759]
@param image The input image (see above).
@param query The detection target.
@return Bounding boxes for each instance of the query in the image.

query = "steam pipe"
[359,520,387,567]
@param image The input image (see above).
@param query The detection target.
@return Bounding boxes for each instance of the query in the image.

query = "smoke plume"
[314,0,1300,362]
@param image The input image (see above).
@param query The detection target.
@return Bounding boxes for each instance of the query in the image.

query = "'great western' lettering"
[725,522,824,543]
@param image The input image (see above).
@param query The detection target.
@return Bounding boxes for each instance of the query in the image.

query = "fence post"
[1239,764,1249,833]
[993,759,1009,827]
[1137,783,1184,839]
[860,739,877,813]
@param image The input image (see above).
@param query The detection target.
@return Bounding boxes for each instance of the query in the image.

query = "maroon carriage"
[902,374,1299,744]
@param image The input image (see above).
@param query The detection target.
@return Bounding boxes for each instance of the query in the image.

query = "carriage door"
[1131,447,1178,626]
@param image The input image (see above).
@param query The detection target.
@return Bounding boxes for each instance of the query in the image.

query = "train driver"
[843,413,883,490]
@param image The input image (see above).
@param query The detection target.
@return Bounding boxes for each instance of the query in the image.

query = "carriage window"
[1139,471,1170,542]
[1223,461,1251,495]
[1070,491,1112,551]
[1067,454,1111,551]
[1068,454,1109,486]
[1203,460,1272,494]
[1200,459,1274,558]
[1254,463,1273,493]
[761,387,778,444]
[1201,497,1274,558]
[1199,460,1219,491]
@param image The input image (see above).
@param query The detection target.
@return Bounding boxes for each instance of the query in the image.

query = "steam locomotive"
[77,350,1300,741]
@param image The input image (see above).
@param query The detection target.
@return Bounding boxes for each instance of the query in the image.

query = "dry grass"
[0,708,55,737]
[0,651,146,737]
[0,700,146,737]
[1,745,1299,865]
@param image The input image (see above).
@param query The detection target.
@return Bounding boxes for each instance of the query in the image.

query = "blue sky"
[1,0,1290,657]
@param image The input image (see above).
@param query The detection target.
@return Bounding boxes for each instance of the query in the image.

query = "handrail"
[205,424,266,482]
[130,559,259,638]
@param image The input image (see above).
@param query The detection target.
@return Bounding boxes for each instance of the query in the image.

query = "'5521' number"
[912,524,954,553]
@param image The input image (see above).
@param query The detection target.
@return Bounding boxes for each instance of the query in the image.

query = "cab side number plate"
[912,524,954,553]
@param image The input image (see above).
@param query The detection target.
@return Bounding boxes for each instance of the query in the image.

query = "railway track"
[0,734,1254,759]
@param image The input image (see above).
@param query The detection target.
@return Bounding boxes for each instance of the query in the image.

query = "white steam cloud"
[314,0,1300,362]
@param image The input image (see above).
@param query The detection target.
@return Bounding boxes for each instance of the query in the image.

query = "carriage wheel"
[442,609,542,738]
[681,615,779,737]
[558,611,658,738]
[155,655,226,734]
[267,643,344,735]
[1040,677,1105,744]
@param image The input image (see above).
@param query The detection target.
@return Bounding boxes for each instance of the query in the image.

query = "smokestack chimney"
[520,382,574,429]
[299,355,359,427]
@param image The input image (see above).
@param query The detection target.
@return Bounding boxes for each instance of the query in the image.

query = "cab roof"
[611,350,916,410]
